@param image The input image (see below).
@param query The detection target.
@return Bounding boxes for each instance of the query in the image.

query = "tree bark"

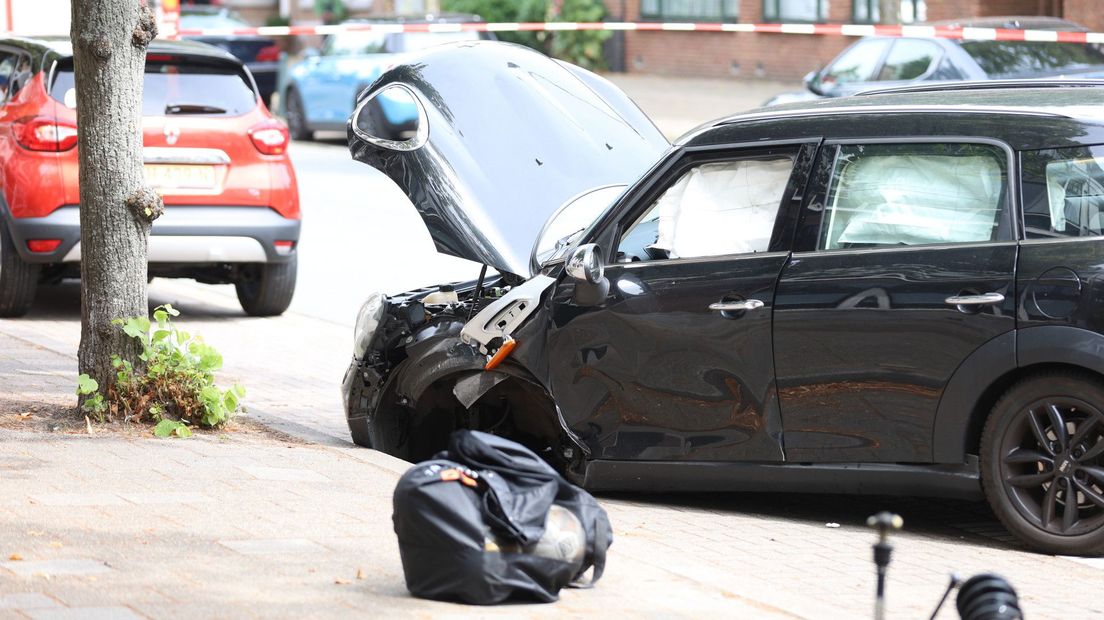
[71,0,162,401]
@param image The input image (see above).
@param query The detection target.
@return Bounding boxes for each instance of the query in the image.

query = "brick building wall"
[606,0,1100,81]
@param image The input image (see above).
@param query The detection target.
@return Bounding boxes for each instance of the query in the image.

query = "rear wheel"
[235,256,296,317]
[981,371,1104,555]
[285,88,313,141]
[0,218,40,317]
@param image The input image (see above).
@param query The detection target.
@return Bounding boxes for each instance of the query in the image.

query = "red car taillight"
[16,117,78,151]
[255,44,281,62]
[249,119,289,155]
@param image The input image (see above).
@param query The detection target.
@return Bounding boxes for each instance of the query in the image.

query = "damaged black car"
[343,40,1104,556]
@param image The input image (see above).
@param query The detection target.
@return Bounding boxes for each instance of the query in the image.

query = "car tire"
[285,88,313,141]
[235,256,296,317]
[981,370,1104,555]
[0,218,40,317]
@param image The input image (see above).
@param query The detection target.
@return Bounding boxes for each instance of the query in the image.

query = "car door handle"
[709,299,765,312]
[944,292,1005,306]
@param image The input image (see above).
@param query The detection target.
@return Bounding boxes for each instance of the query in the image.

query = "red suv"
[0,37,300,317]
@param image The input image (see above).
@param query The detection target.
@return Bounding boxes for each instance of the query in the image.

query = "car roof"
[926,15,1089,31]
[682,84,1104,151]
[341,13,485,25]
[0,35,241,64]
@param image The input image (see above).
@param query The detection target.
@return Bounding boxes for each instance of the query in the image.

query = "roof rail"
[857,79,1104,97]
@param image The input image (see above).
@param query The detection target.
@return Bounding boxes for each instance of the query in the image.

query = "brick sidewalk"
[3,297,1104,619]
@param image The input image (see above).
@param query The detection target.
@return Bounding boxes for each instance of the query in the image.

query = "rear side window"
[0,51,17,105]
[960,41,1104,78]
[817,143,1010,250]
[51,57,257,116]
[1022,145,1104,239]
[876,39,940,81]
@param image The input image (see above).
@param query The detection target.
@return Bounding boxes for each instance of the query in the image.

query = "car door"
[546,142,817,462]
[773,139,1018,463]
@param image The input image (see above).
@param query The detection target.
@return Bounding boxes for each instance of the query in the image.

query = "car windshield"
[533,185,625,267]
[51,58,257,116]
[179,10,250,29]
[960,40,1104,78]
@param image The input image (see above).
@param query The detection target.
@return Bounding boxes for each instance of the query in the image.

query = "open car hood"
[347,41,669,277]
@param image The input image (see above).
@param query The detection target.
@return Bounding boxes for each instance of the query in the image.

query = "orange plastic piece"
[484,337,517,371]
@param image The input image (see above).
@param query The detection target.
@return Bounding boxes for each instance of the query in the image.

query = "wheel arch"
[933,326,1104,463]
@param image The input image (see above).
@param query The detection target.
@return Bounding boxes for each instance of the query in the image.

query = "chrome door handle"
[944,292,1005,306]
[709,299,765,312]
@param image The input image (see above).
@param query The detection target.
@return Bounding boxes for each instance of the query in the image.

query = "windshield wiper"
[164,103,227,115]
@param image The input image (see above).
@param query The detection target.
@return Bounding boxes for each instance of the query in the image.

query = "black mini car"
[343,41,1104,555]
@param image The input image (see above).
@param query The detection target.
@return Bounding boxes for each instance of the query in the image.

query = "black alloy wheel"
[285,88,313,141]
[982,372,1104,554]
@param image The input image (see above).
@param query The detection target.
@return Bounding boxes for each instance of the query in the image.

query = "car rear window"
[50,57,257,116]
[960,41,1104,78]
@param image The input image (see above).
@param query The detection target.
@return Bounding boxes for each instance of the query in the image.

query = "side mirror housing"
[804,70,825,96]
[566,243,609,306]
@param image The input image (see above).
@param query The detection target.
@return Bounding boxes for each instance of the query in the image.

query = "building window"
[640,0,739,21]
[763,0,827,23]
[853,0,927,24]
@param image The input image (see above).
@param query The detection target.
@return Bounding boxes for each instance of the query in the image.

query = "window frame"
[0,48,23,107]
[763,0,827,24]
[640,0,739,22]
[792,136,1020,255]
[851,0,925,24]
[608,140,818,267]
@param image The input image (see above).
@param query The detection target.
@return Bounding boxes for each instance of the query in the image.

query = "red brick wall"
[1062,0,1104,31]
[604,0,1087,81]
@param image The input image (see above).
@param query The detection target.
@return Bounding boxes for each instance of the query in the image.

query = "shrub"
[76,304,245,438]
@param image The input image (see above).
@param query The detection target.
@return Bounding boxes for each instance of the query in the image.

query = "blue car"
[283,14,493,140]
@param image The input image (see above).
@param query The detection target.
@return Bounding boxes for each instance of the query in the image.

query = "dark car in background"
[180,6,281,106]
[0,37,299,317]
[342,40,1104,556]
[765,16,1104,105]
[283,13,493,140]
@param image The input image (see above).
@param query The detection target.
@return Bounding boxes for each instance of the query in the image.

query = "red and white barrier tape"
[175,20,1104,44]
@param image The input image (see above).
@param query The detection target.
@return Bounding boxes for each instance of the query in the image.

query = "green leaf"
[223,390,239,412]
[232,383,246,398]
[162,304,180,317]
[174,424,193,438]
[153,419,177,437]
[76,374,99,395]
[153,309,168,325]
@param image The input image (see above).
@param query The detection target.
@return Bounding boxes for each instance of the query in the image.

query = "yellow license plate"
[143,164,217,191]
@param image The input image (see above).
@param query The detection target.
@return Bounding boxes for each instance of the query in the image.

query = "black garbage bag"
[392,430,611,604]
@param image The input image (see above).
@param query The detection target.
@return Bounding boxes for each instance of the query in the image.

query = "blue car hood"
[347,41,669,277]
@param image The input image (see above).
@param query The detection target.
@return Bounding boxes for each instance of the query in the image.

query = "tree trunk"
[71,0,163,401]
[879,0,901,24]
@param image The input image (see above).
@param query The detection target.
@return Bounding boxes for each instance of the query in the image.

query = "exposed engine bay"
[342,272,584,477]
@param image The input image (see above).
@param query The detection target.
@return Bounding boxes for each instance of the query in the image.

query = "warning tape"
[174,20,1104,44]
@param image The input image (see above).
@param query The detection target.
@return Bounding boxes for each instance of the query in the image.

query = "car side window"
[8,54,32,100]
[1021,145,1104,239]
[876,39,940,81]
[618,156,795,262]
[822,39,891,86]
[817,143,1010,250]
[0,52,18,105]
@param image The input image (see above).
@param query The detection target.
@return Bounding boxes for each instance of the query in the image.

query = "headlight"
[353,292,387,359]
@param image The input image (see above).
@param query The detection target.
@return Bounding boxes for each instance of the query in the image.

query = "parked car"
[343,41,1104,555]
[283,13,493,140]
[180,6,281,107]
[764,16,1104,106]
[0,37,299,317]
